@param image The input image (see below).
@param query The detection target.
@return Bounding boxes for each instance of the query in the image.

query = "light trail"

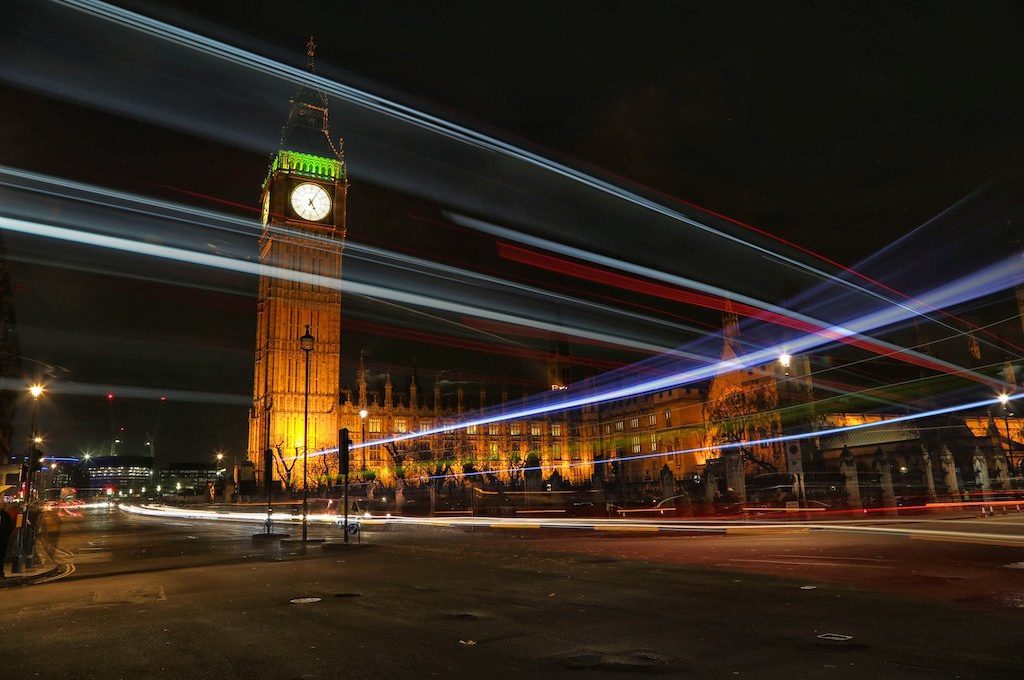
[324,251,1021,455]
[0,377,249,406]
[6,196,996,460]
[5,213,1018,471]
[119,503,351,526]
[3,166,688,355]
[456,213,1003,389]
[0,164,711,347]
[639,182,1024,358]
[46,0,989,347]
[0,214,689,359]
[320,392,1024,482]
[118,503,1024,547]
[3,167,1000,400]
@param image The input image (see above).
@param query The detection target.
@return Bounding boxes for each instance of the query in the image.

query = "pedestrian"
[0,502,16,579]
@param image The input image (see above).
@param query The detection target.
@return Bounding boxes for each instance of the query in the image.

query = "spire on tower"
[306,35,316,71]
[279,38,340,159]
[358,350,368,408]
[409,359,419,409]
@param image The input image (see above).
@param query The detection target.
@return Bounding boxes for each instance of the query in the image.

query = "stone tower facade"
[248,39,347,488]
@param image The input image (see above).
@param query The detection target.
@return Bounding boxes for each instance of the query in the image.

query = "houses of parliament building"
[248,44,1024,504]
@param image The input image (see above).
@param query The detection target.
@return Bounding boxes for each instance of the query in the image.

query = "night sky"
[1,0,1023,464]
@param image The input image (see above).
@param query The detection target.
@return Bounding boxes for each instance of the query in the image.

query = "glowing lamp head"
[778,353,792,369]
[216,452,224,461]
[300,325,315,352]
[29,384,44,399]
[999,392,1011,406]
[359,409,368,419]
[33,436,42,444]
[50,463,56,470]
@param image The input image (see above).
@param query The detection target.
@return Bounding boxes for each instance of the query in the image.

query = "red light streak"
[497,241,1002,388]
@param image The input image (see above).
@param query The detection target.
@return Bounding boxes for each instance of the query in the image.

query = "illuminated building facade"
[87,455,155,491]
[160,462,222,494]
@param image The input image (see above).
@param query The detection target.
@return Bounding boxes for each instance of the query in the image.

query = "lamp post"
[999,393,1014,470]
[15,385,44,573]
[300,325,315,542]
[359,408,368,473]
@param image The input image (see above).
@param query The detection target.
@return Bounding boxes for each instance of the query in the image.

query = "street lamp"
[14,384,45,573]
[359,408,368,472]
[999,393,1015,469]
[778,352,792,377]
[300,324,315,542]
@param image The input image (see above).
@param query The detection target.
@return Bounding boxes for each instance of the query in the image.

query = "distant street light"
[300,324,315,542]
[779,353,792,377]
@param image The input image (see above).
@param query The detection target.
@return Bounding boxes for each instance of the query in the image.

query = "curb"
[0,563,61,589]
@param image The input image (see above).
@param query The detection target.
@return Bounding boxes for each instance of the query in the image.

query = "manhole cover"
[817,633,853,641]
[289,597,322,604]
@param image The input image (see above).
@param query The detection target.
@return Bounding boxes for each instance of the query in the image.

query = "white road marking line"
[729,558,894,569]
[766,554,891,562]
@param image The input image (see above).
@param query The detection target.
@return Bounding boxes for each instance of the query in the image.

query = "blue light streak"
[401,392,1024,483]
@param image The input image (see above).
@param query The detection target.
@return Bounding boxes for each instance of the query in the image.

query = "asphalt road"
[2,507,1023,679]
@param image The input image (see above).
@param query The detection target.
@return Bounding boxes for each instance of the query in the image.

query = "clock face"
[290,183,332,222]
[261,192,270,225]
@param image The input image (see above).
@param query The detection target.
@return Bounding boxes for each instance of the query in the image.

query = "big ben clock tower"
[248,38,347,487]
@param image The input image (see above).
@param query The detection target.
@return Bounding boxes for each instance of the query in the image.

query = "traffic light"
[30,448,43,473]
[338,428,350,475]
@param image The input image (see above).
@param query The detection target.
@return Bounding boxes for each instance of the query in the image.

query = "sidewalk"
[1,538,63,588]
[0,561,61,588]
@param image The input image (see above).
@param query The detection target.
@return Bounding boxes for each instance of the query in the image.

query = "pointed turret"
[279,36,342,160]
[721,300,741,359]
[358,350,367,408]
[433,374,442,416]
[409,360,419,410]
[385,373,393,408]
